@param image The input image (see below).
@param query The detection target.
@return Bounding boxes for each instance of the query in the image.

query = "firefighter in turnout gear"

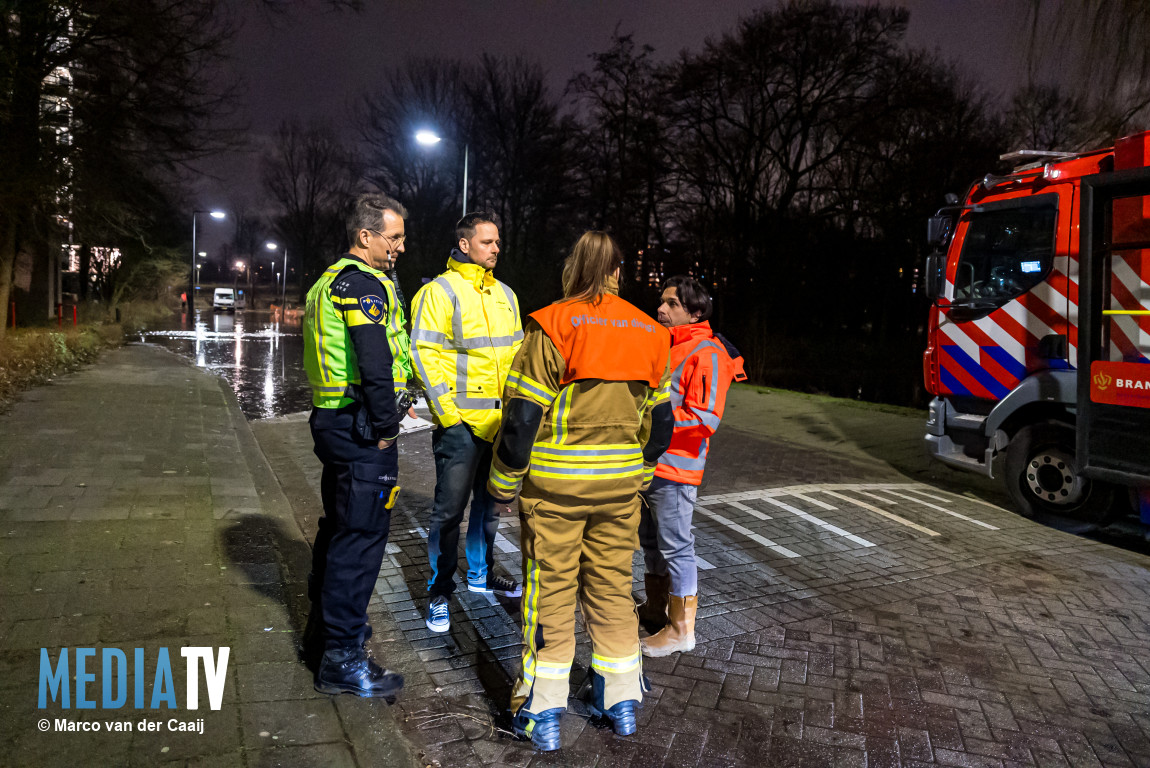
[302,194,411,700]
[410,212,524,635]
[637,277,745,659]
[487,232,674,752]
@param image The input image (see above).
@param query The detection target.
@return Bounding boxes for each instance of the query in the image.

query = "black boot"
[315,647,404,701]
[301,611,324,671]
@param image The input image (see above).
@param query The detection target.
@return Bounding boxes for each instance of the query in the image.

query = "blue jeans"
[639,476,698,597]
[427,423,498,598]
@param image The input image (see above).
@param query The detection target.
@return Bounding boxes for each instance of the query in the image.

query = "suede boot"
[636,573,671,631]
[641,594,697,657]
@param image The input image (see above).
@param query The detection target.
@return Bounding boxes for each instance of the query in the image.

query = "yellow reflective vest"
[410,255,523,441]
[303,256,412,409]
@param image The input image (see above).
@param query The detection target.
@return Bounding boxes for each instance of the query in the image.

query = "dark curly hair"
[662,276,712,321]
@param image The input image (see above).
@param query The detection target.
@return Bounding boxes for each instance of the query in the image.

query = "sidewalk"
[0,344,420,767]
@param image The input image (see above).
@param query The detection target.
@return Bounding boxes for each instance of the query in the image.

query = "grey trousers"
[638,476,698,596]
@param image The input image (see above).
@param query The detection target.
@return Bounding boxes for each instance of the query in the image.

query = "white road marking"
[727,500,773,520]
[494,532,519,554]
[702,483,948,536]
[901,488,954,504]
[809,490,941,537]
[696,556,716,571]
[854,490,899,504]
[786,492,836,511]
[759,497,875,547]
[694,505,801,558]
[936,488,1015,514]
[882,490,999,530]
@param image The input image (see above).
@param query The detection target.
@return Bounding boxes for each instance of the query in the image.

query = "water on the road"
[140,310,311,420]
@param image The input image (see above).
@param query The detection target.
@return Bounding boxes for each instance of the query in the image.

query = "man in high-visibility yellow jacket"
[410,211,523,633]
[302,193,411,700]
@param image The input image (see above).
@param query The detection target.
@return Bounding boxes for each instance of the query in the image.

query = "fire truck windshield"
[953,202,1057,308]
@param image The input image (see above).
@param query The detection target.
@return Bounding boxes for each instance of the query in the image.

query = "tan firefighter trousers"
[511,490,643,715]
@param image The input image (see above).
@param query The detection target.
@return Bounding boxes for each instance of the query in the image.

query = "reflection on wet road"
[140,310,310,420]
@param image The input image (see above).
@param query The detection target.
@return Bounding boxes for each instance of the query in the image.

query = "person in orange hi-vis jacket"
[637,276,746,658]
[486,231,674,752]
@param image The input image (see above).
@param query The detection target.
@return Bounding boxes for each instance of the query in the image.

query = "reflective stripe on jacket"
[488,282,672,502]
[303,256,412,409]
[655,321,746,485]
[410,254,523,441]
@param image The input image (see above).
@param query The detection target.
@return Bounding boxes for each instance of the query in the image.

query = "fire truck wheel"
[1004,421,1116,525]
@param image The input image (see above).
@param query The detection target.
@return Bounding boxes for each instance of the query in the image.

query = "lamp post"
[190,209,226,320]
[415,130,468,217]
[265,242,288,308]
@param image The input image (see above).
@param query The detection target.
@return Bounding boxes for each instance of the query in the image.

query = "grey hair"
[346,193,408,243]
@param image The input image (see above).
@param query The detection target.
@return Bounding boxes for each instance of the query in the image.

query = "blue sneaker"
[511,707,564,751]
[467,574,522,597]
[426,596,450,633]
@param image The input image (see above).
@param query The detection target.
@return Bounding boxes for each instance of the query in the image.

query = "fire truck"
[922,130,1150,523]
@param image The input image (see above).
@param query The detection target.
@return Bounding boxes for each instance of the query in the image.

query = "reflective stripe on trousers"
[510,494,643,716]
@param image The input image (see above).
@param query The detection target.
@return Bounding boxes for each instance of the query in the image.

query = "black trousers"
[309,407,399,650]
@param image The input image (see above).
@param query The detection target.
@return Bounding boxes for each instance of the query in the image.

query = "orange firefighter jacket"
[487,289,672,501]
[655,321,746,486]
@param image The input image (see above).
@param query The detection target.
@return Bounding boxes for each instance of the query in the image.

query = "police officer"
[302,193,411,699]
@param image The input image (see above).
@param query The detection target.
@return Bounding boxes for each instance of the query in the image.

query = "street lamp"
[415,130,468,217]
[190,209,226,319]
[265,241,288,307]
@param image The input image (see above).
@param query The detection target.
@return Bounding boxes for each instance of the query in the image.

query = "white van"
[212,288,236,312]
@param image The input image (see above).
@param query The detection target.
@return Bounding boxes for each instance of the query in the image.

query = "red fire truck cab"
[923,131,1150,523]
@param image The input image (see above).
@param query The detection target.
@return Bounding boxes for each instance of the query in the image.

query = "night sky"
[190,0,1059,254]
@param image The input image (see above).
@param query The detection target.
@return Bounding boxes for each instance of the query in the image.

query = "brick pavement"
[0,345,419,767]
[254,387,1150,768]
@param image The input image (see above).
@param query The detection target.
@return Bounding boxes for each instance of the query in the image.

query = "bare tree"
[0,0,239,336]
[1005,84,1093,151]
[357,56,576,309]
[261,119,358,297]
[569,31,674,292]
[465,55,577,307]
[357,58,472,289]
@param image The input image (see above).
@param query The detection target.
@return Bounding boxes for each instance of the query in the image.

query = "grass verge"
[0,324,124,412]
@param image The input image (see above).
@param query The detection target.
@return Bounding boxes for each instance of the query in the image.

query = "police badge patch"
[359,295,386,322]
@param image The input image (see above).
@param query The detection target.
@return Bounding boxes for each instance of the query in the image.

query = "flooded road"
[140,310,311,420]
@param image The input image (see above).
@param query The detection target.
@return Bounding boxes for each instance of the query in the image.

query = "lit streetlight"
[190,209,226,319]
[195,252,207,289]
[266,241,288,308]
[415,129,468,217]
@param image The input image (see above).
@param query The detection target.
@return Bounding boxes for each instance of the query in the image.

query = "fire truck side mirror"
[926,214,953,248]
[924,252,946,299]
